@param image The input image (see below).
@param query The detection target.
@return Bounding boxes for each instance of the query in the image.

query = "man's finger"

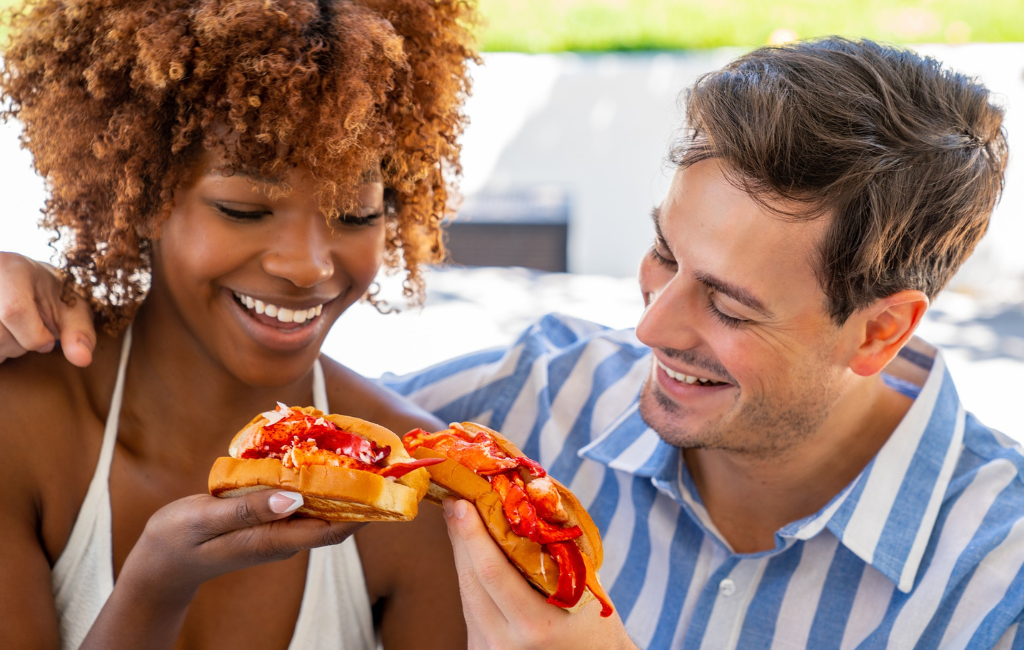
[0,296,57,353]
[0,322,30,362]
[444,498,541,625]
[56,295,97,367]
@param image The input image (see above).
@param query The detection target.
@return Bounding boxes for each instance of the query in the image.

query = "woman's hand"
[442,498,638,650]
[0,252,96,367]
[82,489,362,650]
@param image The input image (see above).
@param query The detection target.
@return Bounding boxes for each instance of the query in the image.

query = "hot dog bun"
[209,407,430,522]
[408,422,610,614]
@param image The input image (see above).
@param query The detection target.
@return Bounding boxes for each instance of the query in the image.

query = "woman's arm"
[0,473,62,649]
[81,490,362,650]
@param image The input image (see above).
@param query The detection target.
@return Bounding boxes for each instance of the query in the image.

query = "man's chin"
[638,380,721,449]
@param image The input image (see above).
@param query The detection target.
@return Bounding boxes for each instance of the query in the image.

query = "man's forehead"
[656,160,827,315]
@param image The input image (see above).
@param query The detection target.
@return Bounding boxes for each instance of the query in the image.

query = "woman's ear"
[847,290,929,377]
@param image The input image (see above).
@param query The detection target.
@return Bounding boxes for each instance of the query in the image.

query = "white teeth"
[233,291,324,326]
[656,358,721,386]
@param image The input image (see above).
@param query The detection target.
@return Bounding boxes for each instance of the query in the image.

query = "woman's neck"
[97,297,318,469]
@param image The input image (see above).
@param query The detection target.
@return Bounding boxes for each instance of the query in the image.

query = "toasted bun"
[209,407,429,521]
[411,422,605,608]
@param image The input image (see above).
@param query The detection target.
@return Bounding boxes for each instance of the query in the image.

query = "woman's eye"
[216,204,271,221]
[336,212,383,227]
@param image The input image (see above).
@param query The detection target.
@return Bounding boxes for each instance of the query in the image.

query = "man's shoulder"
[385,313,649,394]
[385,313,651,425]
[956,412,1024,494]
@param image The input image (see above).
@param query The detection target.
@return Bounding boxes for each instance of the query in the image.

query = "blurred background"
[1,0,1022,438]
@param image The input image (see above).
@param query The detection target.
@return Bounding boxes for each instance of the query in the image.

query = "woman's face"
[149,155,385,386]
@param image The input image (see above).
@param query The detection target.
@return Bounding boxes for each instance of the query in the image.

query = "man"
[2,38,1021,648]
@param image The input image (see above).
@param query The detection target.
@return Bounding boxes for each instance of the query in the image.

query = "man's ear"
[848,290,929,377]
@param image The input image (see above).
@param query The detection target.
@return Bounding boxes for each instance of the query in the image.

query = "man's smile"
[654,356,731,386]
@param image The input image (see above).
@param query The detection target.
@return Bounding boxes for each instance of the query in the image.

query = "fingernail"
[453,500,468,520]
[442,498,454,518]
[77,336,94,353]
[269,491,304,514]
[40,340,55,353]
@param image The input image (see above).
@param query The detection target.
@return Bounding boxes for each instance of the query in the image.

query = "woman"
[0,0,474,647]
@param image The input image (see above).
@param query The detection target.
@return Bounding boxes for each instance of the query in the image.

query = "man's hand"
[443,498,637,650]
[0,252,96,367]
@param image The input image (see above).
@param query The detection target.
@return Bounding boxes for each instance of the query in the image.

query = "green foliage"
[477,0,1024,52]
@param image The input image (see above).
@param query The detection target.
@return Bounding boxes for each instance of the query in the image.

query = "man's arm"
[443,498,637,650]
[0,252,96,367]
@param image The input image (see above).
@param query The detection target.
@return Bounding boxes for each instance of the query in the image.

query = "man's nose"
[261,218,335,288]
[636,268,701,350]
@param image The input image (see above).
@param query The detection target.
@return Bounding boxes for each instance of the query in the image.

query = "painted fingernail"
[453,500,468,520]
[269,491,303,514]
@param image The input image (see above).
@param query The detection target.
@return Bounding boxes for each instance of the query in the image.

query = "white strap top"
[51,328,375,649]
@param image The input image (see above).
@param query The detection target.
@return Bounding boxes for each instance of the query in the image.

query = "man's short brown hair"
[672,37,1008,323]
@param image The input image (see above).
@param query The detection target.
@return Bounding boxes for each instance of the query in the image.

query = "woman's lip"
[224,289,326,352]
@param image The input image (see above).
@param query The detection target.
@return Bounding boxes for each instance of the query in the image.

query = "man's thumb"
[58,296,97,368]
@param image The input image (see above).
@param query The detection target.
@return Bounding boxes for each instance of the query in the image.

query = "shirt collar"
[578,341,965,593]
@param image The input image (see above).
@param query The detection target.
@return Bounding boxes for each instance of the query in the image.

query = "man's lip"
[653,362,735,400]
[653,354,732,385]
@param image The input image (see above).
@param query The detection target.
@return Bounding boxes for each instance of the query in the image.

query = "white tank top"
[50,328,376,649]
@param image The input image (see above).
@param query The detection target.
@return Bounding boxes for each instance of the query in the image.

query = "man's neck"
[684,375,914,554]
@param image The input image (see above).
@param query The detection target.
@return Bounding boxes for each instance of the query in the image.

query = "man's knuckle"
[0,300,29,323]
[475,558,505,589]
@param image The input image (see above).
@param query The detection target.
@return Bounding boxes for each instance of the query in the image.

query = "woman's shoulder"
[0,336,117,515]
[319,355,444,435]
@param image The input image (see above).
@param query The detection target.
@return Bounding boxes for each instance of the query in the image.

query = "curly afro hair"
[0,0,477,331]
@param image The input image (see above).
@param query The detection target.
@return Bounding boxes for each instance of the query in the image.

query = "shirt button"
[719,579,736,597]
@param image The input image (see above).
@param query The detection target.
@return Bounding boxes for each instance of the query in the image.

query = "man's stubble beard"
[638,354,843,459]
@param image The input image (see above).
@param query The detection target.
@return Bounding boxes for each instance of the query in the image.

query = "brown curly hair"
[1,0,476,331]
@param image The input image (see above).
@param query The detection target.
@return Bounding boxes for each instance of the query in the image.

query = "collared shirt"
[384,313,1024,649]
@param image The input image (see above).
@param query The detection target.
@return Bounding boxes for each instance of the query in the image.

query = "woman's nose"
[261,218,335,288]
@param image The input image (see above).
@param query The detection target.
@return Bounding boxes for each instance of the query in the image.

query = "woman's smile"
[223,287,334,352]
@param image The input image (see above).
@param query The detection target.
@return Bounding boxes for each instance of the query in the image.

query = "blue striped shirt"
[385,314,1024,649]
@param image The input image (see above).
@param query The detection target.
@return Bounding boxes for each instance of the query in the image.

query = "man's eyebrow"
[650,206,665,242]
[694,270,774,319]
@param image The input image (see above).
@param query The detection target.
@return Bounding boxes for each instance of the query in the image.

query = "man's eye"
[650,242,676,268]
[336,212,383,227]
[216,204,271,220]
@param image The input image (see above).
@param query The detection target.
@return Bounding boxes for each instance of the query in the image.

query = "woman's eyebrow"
[203,167,284,186]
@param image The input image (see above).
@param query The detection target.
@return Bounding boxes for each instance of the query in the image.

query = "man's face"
[636,159,850,457]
